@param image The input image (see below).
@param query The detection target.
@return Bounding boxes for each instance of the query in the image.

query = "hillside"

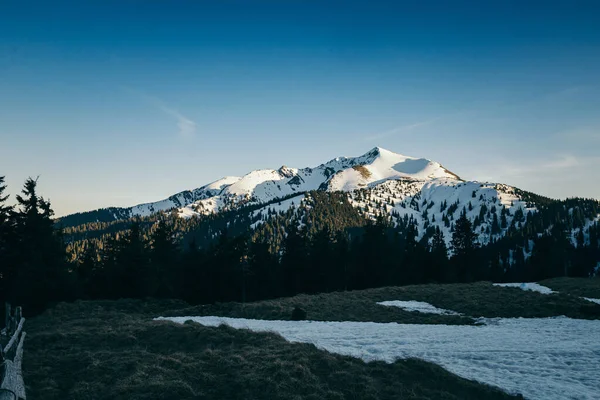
[55,147,600,302]
[59,146,600,252]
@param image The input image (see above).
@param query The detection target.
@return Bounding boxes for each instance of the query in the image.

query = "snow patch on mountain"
[250,194,306,230]
[165,147,462,218]
[348,178,536,247]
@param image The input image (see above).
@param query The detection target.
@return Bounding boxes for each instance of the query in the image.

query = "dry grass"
[352,165,372,179]
[24,279,599,399]
[23,298,519,400]
[170,281,600,322]
[541,277,600,298]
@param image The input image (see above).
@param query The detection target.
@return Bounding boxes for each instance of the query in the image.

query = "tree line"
[1,176,599,316]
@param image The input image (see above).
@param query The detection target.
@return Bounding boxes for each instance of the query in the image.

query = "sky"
[1,1,599,217]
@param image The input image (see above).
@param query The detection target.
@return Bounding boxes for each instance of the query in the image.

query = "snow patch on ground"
[583,297,600,305]
[493,282,555,294]
[377,300,461,315]
[156,315,600,400]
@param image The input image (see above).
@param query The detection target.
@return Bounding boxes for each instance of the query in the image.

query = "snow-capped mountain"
[116,147,463,219]
[59,146,600,252]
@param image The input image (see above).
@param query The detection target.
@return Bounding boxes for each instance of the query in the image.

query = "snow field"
[377,300,461,315]
[494,283,600,306]
[493,282,555,294]
[156,315,600,400]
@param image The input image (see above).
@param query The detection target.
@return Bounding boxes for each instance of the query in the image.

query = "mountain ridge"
[58,147,462,226]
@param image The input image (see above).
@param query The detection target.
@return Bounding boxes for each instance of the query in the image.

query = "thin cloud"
[123,87,197,139]
[364,118,439,141]
[542,155,580,170]
[156,104,197,139]
[554,127,600,142]
[485,154,593,180]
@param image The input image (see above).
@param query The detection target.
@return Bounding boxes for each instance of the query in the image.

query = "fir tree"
[451,213,478,281]
[149,219,180,297]
[0,176,14,305]
[12,177,68,313]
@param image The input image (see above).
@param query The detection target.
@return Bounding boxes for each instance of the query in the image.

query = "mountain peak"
[361,146,408,162]
[60,146,462,223]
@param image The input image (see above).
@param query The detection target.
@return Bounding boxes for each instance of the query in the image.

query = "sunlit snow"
[156,315,600,400]
[377,300,461,315]
[493,282,555,294]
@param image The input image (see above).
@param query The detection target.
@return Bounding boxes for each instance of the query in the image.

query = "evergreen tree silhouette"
[451,212,478,282]
[12,177,67,313]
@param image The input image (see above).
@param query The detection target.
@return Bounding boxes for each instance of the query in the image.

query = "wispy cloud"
[554,126,600,142]
[155,103,197,139]
[123,87,197,139]
[482,154,595,181]
[364,118,439,141]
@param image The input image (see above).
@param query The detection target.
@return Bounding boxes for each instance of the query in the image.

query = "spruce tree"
[429,227,449,282]
[0,176,11,222]
[0,176,14,305]
[12,177,68,313]
[451,213,478,281]
[149,219,180,297]
[281,223,308,295]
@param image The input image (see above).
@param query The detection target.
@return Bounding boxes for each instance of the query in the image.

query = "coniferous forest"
[1,175,599,316]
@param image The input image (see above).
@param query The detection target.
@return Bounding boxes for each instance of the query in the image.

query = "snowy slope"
[96,147,461,219]
[346,178,537,247]
[61,147,548,248]
[60,146,548,249]
[60,146,600,254]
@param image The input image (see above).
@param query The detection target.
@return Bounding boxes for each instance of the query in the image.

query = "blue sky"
[1,1,599,216]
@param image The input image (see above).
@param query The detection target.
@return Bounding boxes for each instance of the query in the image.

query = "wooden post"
[3,319,25,357]
[4,304,10,337]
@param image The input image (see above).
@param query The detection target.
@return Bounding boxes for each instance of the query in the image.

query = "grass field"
[541,277,600,298]
[23,278,600,399]
[169,280,600,322]
[24,299,516,400]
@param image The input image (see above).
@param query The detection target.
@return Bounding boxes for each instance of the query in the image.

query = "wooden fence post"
[0,304,26,400]
[4,304,10,337]
[13,310,20,329]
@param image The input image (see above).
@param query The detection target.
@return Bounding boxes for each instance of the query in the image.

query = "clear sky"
[1,1,599,217]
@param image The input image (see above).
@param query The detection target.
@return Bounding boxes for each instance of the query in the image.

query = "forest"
[1,175,599,316]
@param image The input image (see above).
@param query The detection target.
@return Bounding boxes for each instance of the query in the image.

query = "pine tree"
[451,213,478,281]
[490,253,503,282]
[149,219,180,297]
[77,241,98,298]
[12,177,68,313]
[115,221,150,298]
[0,176,15,305]
[0,176,11,222]
[281,223,308,295]
[429,226,449,282]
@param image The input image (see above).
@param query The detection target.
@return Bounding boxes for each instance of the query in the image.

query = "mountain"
[59,146,600,252]
[59,147,460,223]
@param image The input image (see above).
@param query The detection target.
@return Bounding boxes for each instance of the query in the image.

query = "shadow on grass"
[25,299,518,400]
[169,281,600,323]
[541,277,600,298]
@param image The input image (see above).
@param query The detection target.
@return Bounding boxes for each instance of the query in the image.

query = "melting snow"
[156,315,600,400]
[377,300,461,315]
[493,282,555,295]
[583,297,600,305]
